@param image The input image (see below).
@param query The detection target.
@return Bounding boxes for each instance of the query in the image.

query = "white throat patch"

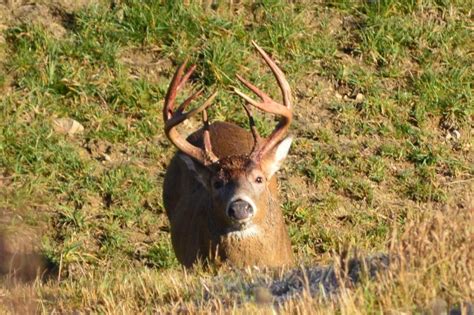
[225,225,261,240]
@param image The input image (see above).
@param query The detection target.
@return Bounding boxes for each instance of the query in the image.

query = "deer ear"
[261,136,293,179]
[178,153,211,190]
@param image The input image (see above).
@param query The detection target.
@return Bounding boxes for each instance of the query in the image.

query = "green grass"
[0,0,472,313]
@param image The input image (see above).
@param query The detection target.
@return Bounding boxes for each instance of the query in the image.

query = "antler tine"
[164,62,199,119]
[164,91,217,129]
[202,109,219,162]
[163,61,187,121]
[177,88,204,113]
[251,41,292,109]
[163,60,219,166]
[234,76,291,117]
[233,42,293,160]
[241,103,261,151]
[177,64,197,92]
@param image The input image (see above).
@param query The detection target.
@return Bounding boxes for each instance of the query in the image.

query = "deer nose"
[227,199,254,222]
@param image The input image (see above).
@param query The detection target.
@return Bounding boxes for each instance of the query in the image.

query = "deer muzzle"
[227,199,254,223]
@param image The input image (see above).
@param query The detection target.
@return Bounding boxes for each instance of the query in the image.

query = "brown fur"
[163,122,294,268]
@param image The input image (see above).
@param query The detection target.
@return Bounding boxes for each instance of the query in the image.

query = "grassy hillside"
[0,1,472,313]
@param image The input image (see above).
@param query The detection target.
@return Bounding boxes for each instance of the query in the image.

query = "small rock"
[116,8,124,22]
[355,93,365,103]
[335,92,342,100]
[53,118,84,136]
[446,130,461,142]
[254,286,273,304]
[452,130,460,140]
[102,153,112,162]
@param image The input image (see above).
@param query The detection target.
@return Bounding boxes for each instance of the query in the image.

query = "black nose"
[227,200,254,221]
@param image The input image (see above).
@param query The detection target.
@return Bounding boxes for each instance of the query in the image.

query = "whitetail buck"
[162,42,294,268]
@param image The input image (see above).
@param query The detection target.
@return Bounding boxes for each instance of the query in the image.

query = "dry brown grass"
[1,189,469,313]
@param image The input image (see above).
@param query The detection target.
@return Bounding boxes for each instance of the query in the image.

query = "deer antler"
[233,41,292,161]
[163,61,219,165]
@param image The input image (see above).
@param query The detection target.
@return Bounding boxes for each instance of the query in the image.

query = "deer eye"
[255,176,263,184]
[213,180,224,189]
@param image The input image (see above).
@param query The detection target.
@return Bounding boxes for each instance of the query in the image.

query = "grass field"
[0,0,473,313]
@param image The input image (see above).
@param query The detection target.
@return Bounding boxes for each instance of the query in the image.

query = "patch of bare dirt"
[83,138,134,166]
[293,71,335,135]
[0,4,10,92]
[0,170,13,189]
[0,0,97,39]
[13,3,68,38]
[3,0,95,12]
[118,46,174,83]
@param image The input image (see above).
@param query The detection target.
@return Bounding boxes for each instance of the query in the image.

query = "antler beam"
[233,41,293,160]
[163,61,219,165]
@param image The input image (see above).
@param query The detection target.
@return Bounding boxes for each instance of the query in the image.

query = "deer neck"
[206,191,290,267]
